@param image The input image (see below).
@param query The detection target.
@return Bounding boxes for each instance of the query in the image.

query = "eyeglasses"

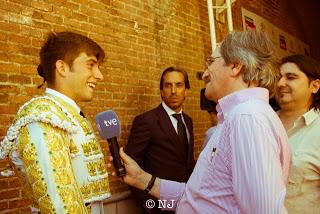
[206,56,222,68]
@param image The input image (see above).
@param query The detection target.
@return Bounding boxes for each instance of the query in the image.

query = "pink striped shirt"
[160,88,291,214]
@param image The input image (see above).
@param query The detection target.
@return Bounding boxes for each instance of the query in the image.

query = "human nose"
[202,69,209,81]
[94,67,104,81]
[202,69,208,80]
[171,85,177,94]
[277,76,286,88]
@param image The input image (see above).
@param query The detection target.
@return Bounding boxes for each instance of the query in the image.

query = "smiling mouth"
[87,82,96,89]
[279,90,290,94]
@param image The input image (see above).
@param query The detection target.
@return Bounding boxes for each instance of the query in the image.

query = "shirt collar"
[162,102,183,116]
[216,87,269,123]
[45,88,81,113]
[301,108,319,126]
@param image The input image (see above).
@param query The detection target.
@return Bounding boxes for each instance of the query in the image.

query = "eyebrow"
[284,72,298,77]
[86,58,98,63]
[164,81,184,85]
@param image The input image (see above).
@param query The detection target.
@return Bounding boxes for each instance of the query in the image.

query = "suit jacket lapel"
[182,112,192,145]
[156,104,179,144]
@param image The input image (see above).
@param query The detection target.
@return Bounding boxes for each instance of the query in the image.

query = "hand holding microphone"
[96,110,126,176]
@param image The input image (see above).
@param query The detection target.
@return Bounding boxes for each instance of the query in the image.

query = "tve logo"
[96,110,121,139]
[104,118,118,127]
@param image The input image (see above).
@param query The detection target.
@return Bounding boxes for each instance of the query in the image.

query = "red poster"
[245,16,256,30]
[279,35,287,50]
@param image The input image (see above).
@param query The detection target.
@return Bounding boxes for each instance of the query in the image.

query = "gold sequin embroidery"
[17,127,37,167]
[86,158,107,177]
[41,123,86,212]
[70,138,79,155]
[39,195,56,213]
[80,177,110,200]
[81,139,102,157]
[33,179,47,200]
[27,163,44,187]
[50,152,69,170]
[17,126,56,212]
[14,98,68,124]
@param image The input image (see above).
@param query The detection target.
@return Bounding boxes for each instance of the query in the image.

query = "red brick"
[0,85,20,94]
[20,47,38,57]
[0,201,8,210]
[9,198,30,209]
[8,177,21,188]
[31,77,44,86]
[0,159,11,169]
[20,26,42,39]
[9,0,31,6]
[9,13,32,25]
[47,0,79,10]
[0,63,20,73]
[0,29,8,41]
[0,1,22,13]
[63,19,82,29]
[41,13,63,24]
[0,0,312,213]
[0,189,20,200]
[0,105,19,114]
[71,11,88,22]
[31,38,43,47]
[23,86,43,95]
[0,127,9,137]
[8,54,34,65]
[0,179,8,190]
[20,65,36,75]
[31,1,53,12]
[8,34,31,46]
[0,115,14,126]
[8,75,31,85]
[0,94,9,103]
[8,95,31,105]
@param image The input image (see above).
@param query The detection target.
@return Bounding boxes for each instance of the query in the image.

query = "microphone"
[96,110,126,176]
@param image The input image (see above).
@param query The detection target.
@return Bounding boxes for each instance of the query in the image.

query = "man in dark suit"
[125,66,195,213]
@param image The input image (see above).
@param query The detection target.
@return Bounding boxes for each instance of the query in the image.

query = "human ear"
[230,62,243,77]
[311,79,320,94]
[55,60,68,78]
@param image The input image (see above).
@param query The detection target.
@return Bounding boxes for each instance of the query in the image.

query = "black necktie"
[79,111,85,118]
[172,113,188,144]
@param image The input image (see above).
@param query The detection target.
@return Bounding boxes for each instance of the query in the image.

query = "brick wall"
[0,0,307,213]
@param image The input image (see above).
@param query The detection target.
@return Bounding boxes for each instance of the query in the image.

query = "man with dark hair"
[0,31,110,213]
[125,66,195,213]
[118,31,291,214]
[276,54,320,213]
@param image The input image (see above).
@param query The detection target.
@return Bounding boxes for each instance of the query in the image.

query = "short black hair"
[282,54,320,111]
[38,31,105,87]
[159,66,190,90]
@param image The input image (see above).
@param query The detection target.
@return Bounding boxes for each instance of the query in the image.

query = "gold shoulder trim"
[0,96,79,161]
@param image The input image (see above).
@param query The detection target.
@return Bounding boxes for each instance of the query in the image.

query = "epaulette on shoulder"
[0,96,78,160]
[14,96,68,124]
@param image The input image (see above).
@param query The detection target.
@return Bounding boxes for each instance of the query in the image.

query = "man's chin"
[277,98,291,106]
[167,103,182,111]
[79,95,93,102]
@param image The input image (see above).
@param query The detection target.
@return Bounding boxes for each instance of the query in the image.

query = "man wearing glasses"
[116,31,291,214]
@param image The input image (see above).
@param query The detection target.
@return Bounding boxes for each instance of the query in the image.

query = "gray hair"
[220,30,279,96]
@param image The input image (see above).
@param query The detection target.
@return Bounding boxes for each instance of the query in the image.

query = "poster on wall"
[241,8,310,59]
[244,16,256,30]
[279,35,287,50]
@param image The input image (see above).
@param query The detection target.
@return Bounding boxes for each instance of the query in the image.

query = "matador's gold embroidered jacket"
[2,93,111,213]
